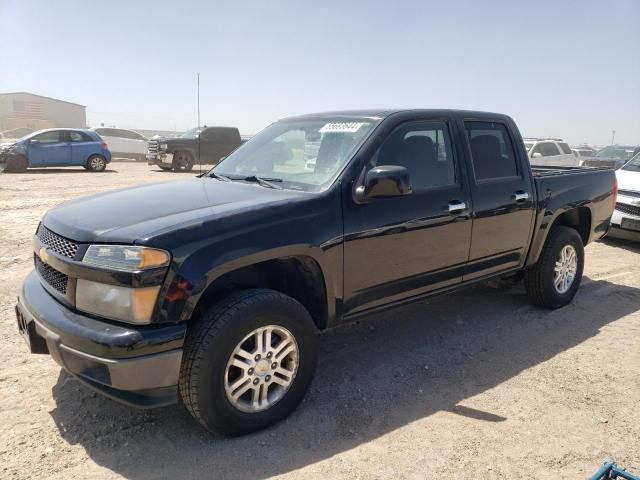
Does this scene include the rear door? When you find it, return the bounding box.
[199,128,222,162]
[27,130,70,166]
[218,128,241,159]
[343,115,473,314]
[461,119,535,280]
[69,131,97,165]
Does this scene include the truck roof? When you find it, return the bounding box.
[283,109,512,121]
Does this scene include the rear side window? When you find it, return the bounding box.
[200,129,218,141]
[68,131,92,142]
[558,142,572,154]
[218,128,239,143]
[465,121,518,180]
[532,142,560,157]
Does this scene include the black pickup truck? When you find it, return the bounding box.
[146,126,243,171]
[16,109,615,435]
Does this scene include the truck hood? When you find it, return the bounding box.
[616,169,640,193]
[43,178,302,243]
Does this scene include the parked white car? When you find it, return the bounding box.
[91,127,147,161]
[609,152,640,241]
[523,138,579,167]
[571,146,596,165]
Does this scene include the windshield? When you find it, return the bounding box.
[211,118,378,191]
[181,127,203,138]
[621,152,640,172]
[595,146,636,160]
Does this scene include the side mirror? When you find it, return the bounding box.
[532,152,543,158]
[355,165,412,202]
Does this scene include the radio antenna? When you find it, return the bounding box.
[197,72,201,175]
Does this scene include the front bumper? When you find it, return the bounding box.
[609,204,640,241]
[147,152,173,167]
[16,270,187,407]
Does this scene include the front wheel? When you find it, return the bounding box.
[5,155,28,172]
[173,151,194,172]
[524,226,584,309]
[180,289,318,436]
[86,155,107,172]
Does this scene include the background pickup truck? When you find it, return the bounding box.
[146,126,243,172]
[17,109,615,436]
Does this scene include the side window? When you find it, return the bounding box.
[31,131,62,144]
[200,129,218,141]
[219,129,238,143]
[532,142,560,157]
[558,142,572,154]
[69,131,91,142]
[465,121,518,180]
[372,121,455,190]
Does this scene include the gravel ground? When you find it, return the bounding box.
[1,163,639,480]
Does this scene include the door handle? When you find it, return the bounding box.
[448,201,467,214]
[512,191,529,202]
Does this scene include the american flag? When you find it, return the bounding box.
[12,100,43,119]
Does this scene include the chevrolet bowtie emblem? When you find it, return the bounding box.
[39,247,49,264]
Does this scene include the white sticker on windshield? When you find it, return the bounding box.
[319,122,365,133]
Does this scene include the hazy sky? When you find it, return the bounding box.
[1,0,639,145]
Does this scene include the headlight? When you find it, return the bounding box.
[76,280,160,324]
[78,245,170,323]
[83,245,170,272]
[160,143,168,151]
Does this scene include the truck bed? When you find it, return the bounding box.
[531,165,613,177]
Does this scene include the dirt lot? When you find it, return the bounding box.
[0,163,639,479]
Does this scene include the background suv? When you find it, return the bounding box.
[523,138,579,167]
[92,127,147,161]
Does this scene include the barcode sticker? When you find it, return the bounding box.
[319,122,365,133]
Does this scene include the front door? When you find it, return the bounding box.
[27,130,70,166]
[460,119,536,280]
[343,117,472,315]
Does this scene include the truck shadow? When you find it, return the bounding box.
[49,277,640,479]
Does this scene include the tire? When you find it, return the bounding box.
[5,155,28,173]
[86,155,107,172]
[173,151,194,172]
[524,226,584,309]
[180,289,318,436]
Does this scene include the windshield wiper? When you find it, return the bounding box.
[221,174,283,189]
[207,172,232,181]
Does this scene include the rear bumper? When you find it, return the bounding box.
[16,271,187,407]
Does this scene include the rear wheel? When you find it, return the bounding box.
[173,151,194,172]
[524,226,584,308]
[86,155,107,172]
[180,289,318,436]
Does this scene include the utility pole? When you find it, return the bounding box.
[610,130,616,145]
[197,72,201,174]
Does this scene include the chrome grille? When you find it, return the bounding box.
[36,224,78,258]
[147,140,160,154]
[619,190,640,199]
[616,203,640,217]
[34,255,68,294]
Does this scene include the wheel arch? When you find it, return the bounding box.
[526,206,592,266]
[187,255,330,331]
